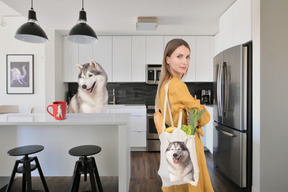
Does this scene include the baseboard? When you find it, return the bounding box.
[131,147,147,151]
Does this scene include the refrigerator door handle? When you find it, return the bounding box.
[223,62,229,117]
[216,126,236,137]
[217,63,223,117]
[154,68,157,84]
[242,46,248,131]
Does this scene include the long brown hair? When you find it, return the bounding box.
[155,38,190,111]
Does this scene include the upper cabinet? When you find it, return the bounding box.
[214,0,251,54]
[163,36,182,47]
[181,36,196,82]
[146,36,164,64]
[132,36,146,82]
[195,36,213,82]
[163,36,212,82]
[63,35,213,82]
[62,36,113,82]
[113,36,132,82]
[93,36,113,82]
[62,37,79,82]
[78,44,93,64]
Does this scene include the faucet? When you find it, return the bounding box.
[109,88,116,105]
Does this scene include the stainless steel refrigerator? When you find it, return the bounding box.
[213,42,252,191]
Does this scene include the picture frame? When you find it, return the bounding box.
[6,54,34,94]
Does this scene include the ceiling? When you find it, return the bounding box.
[0,0,236,36]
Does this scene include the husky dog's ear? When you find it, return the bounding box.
[183,138,188,145]
[166,138,171,144]
[77,63,83,72]
[90,59,99,70]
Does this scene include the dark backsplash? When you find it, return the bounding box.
[67,82,213,105]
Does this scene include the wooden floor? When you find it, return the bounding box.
[0,151,243,192]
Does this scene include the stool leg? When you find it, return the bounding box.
[74,172,81,192]
[23,158,32,192]
[22,173,26,192]
[88,160,97,192]
[6,160,20,192]
[33,157,49,192]
[91,157,103,192]
[69,160,81,192]
[81,157,88,182]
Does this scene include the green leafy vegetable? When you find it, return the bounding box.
[181,108,206,135]
[181,125,193,135]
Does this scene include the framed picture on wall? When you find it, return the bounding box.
[6,54,34,94]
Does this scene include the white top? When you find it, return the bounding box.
[0,113,130,126]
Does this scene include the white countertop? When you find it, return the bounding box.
[0,113,130,126]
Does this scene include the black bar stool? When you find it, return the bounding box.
[6,145,49,192]
[69,145,103,192]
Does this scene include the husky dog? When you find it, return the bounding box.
[56,104,63,118]
[69,60,108,113]
[165,139,194,182]
[11,65,28,86]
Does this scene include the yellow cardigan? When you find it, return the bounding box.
[159,77,214,192]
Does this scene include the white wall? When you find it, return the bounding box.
[0,17,46,113]
[251,0,261,191]
[256,0,288,191]
[44,30,67,108]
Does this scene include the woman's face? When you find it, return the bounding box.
[166,45,190,79]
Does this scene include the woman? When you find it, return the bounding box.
[155,39,214,192]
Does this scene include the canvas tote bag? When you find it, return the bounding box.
[158,81,199,187]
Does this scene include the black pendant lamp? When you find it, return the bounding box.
[68,0,98,44]
[15,0,48,43]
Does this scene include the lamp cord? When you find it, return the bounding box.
[31,0,33,10]
[82,0,84,10]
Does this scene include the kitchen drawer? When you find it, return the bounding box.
[130,131,146,147]
[131,115,146,132]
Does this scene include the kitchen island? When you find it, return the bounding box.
[0,113,130,192]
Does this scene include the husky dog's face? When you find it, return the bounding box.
[166,140,190,164]
[77,60,107,94]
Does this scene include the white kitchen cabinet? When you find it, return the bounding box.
[92,36,113,82]
[146,36,163,64]
[78,44,93,64]
[195,36,213,82]
[204,106,213,153]
[131,36,146,82]
[214,0,251,54]
[63,36,112,82]
[130,132,146,147]
[182,36,196,82]
[62,36,79,82]
[163,36,181,47]
[163,36,212,82]
[232,0,251,47]
[113,36,132,82]
[108,105,147,148]
[130,114,147,147]
[63,35,214,83]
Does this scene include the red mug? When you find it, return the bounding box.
[47,101,67,120]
